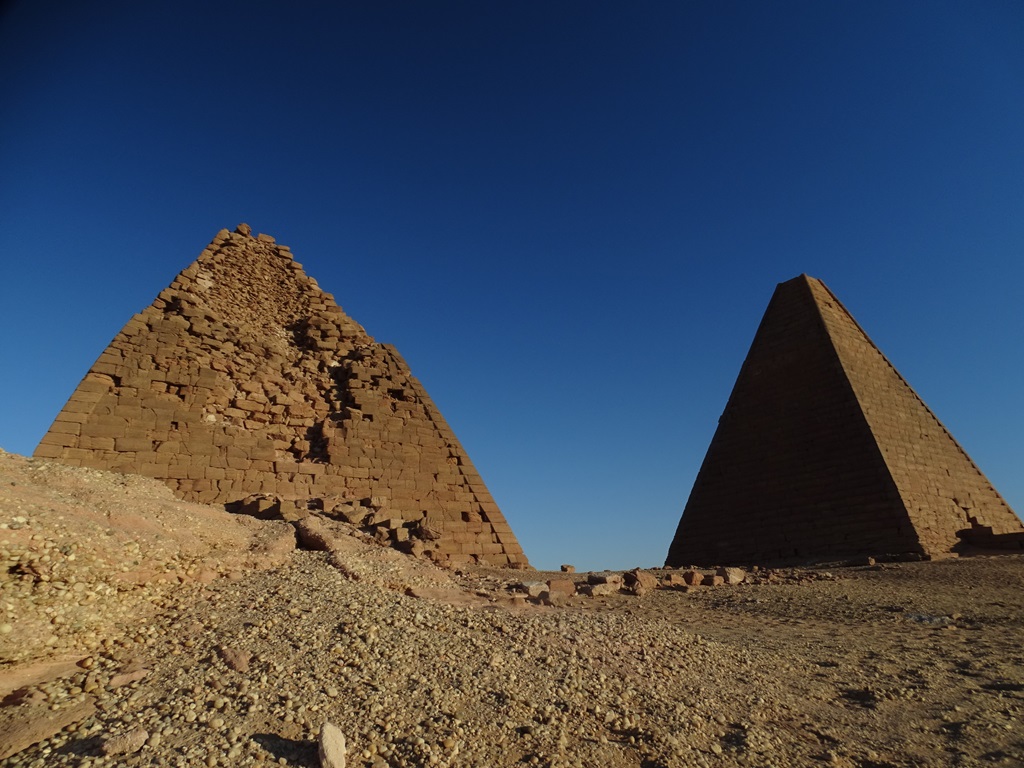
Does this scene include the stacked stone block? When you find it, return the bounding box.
[666,274,1022,567]
[35,224,529,568]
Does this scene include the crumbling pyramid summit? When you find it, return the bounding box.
[667,274,1023,566]
[36,224,529,568]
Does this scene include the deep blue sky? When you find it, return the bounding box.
[2,2,1022,571]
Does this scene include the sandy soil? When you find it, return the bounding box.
[1,449,1022,767]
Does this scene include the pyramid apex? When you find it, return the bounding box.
[228,223,280,247]
[780,273,820,287]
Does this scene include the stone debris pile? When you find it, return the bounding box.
[513,566,750,605]
[319,721,347,768]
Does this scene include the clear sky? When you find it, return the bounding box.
[1,2,1022,571]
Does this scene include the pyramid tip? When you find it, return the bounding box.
[780,273,823,288]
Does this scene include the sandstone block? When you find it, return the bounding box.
[115,436,152,454]
[79,436,116,451]
[624,569,658,594]
[47,420,80,436]
[33,444,62,458]
[77,376,113,394]
[518,581,547,598]
[218,645,252,673]
[579,582,620,597]
[681,570,704,586]
[588,572,624,586]
[102,727,148,756]
[546,578,576,597]
[716,566,747,585]
[87,422,128,439]
[36,432,69,447]
[543,590,571,607]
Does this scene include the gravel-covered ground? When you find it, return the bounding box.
[1,450,1023,767]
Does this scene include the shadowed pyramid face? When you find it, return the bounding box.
[35,224,529,569]
[666,274,1022,568]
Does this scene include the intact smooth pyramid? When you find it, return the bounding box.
[666,275,1023,567]
[35,224,529,568]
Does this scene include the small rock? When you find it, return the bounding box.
[579,582,620,597]
[587,572,624,586]
[218,645,252,673]
[517,581,548,599]
[560,564,575,573]
[103,726,148,756]
[319,721,347,768]
[702,575,725,587]
[495,593,528,608]
[681,570,704,586]
[716,567,746,585]
[623,569,658,595]
[543,590,571,607]
[107,668,150,689]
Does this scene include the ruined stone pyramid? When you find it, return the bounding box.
[666,274,1023,567]
[35,224,529,568]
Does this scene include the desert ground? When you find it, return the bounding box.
[1,448,1022,767]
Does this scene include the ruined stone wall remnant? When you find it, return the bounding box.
[666,274,1023,567]
[35,224,530,568]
